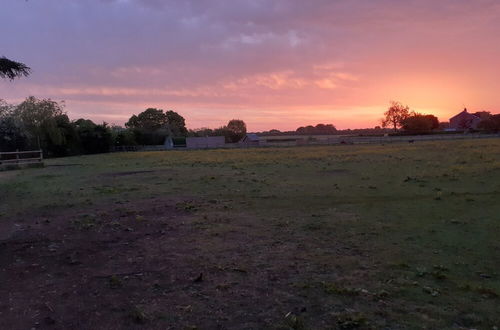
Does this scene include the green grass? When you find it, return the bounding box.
[1,139,500,328]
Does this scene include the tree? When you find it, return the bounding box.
[0,57,31,80]
[478,114,500,131]
[296,125,315,134]
[13,96,65,149]
[296,123,337,135]
[74,119,113,154]
[0,99,13,117]
[125,108,168,130]
[473,111,491,121]
[188,127,214,137]
[46,114,80,157]
[125,108,187,144]
[382,101,412,131]
[165,110,187,136]
[225,119,247,143]
[0,116,29,152]
[111,126,137,146]
[401,114,439,132]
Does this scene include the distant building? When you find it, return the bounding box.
[240,133,260,147]
[449,108,481,130]
[186,136,225,149]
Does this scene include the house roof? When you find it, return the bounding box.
[450,108,480,122]
[245,133,260,141]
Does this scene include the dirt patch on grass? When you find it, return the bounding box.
[47,164,83,167]
[0,170,19,181]
[0,198,386,329]
[321,168,350,175]
[101,170,156,177]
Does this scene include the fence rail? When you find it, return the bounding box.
[111,133,500,152]
[0,150,44,166]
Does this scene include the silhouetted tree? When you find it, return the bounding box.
[125,108,187,144]
[125,108,168,130]
[46,114,80,157]
[13,96,65,149]
[382,101,411,131]
[401,114,439,132]
[478,114,500,132]
[296,123,337,135]
[165,110,188,136]
[74,119,113,154]
[188,128,215,137]
[225,119,247,143]
[112,126,137,146]
[473,111,491,121]
[0,116,28,151]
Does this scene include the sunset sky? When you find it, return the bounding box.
[1,0,500,131]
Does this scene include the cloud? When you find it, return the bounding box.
[1,0,500,130]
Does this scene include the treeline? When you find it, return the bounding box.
[473,112,500,131]
[0,97,113,156]
[0,98,248,155]
[124,108,247,144]
[296,123,337,135]
[258,124,393,136]
[382,101,500,133]
[187,119,246,143]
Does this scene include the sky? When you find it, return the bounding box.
[1,0,500,131]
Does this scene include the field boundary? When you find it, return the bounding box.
[111,133,500,152]
[0,150,44,170]
[260,132,500,147]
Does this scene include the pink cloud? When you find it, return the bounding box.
[1,0,500,131]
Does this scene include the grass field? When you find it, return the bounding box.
[1,139,500,329]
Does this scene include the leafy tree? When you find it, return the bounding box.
[125,108,187,144]
[225,119,247,143]
[401,114,439,132]
[1,98,77,155]
[0,116,28,151]
[0,99,13,117]
[382,101,412,131]
[45,114,80,157]
[296,123,337,135]
[125,108,168,130]
[0,57,31,80]
[165,110,188,136]
[188,128,215,137]
[74,119,113,154]
[112,126,137,146]
[13,96,65,150]
[296,125,315,134]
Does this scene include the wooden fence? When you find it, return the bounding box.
[112,133,500,152]
[0,150,44,167]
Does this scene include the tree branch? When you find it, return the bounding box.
[0,57,31,80]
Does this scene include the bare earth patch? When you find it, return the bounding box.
[0,198,384,329]
[101,170,156,177]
